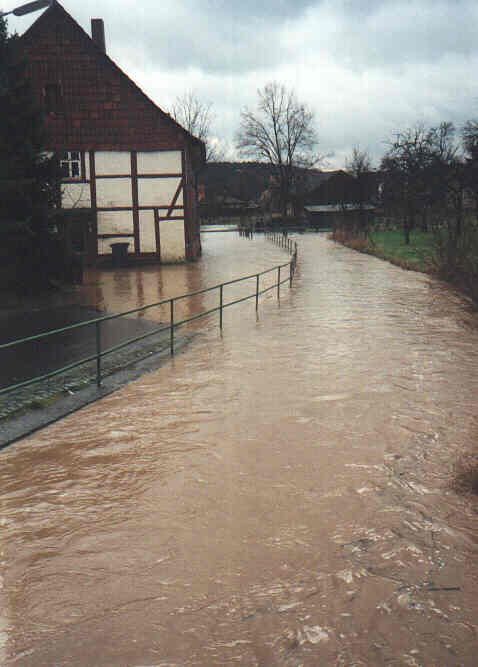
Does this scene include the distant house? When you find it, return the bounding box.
[305,170,380,206]
[303,169,379,228]
[18,1,205,265]
[303,204,376,229]
[305,170,356,207]
[198,163,326,220]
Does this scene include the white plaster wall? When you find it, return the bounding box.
[159,219,185,263]
[61,182,91,209]
[97,210,134,235]
[88,150,187,259]
[96,177,132,207]
[138,210,156,253]
[138,177,183,208]
[97,210,134,255]
[137,150,181,174]
[95,151,131,175]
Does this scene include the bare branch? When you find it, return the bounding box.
[171,91,224,162]
[235,81,319,217]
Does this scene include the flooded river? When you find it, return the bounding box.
[2,233,478,666]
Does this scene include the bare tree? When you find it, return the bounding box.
[462,119,478,222]
[428,123,464,241]
[346,146,372,175]
[462,120,478,157]
[380,124,440,243]
[171,91,223,162]
[235,82,319,218]
[345,146,374,235]
[380,122,465,244]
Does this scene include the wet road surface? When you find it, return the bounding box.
[2,233,478,666]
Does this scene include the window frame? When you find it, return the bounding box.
[59,150,85,182]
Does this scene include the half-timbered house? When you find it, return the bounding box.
[18,1,205,265]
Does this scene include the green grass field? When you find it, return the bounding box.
[368,230,436,272]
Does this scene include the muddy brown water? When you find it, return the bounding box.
[1,233,478,666]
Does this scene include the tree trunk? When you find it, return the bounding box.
[404,219,410,245]
[404,204,413,245]
[421,208,428,232]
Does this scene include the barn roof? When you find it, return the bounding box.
[304,204,376,213]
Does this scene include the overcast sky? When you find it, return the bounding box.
[5,0,478,169]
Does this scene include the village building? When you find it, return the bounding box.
[303,170,379,229]
[303,203,376,229]
[18,1,205,265]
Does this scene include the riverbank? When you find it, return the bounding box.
[331,228,478,498]
[332,227,478,308]
[331,229,436,273]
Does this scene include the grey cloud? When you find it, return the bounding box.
[10,0,478,75]
[102,2,293,74]
[183,0,317,23]
[314,1,478,71]
[117,0,478,78]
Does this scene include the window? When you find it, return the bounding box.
[59,151,82,179]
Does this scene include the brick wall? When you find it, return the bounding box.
[19,3,186,153]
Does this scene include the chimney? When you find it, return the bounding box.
[91,19,106,53]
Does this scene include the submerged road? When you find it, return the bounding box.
[1,233,478,665]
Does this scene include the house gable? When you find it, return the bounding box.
[16,2,204,264]
[18,2,201,154]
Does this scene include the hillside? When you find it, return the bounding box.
[198,162,329,205]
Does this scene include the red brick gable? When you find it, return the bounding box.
[18,2,204,155]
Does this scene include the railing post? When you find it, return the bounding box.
[255,274,259,311]
[277,265,281,299]
[96,320,101,387]
[219,283,223,330]
[290,243,297,286]
[170,299,174,355]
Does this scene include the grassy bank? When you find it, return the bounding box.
[333,227,478,306]
[369,230,436,272]
[332,229,436,273]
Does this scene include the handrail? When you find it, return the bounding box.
[1,238,298,396]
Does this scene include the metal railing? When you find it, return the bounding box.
[264,229,297,254]
[1,241,298,396]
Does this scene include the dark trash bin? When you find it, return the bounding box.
[110,242,129,266]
